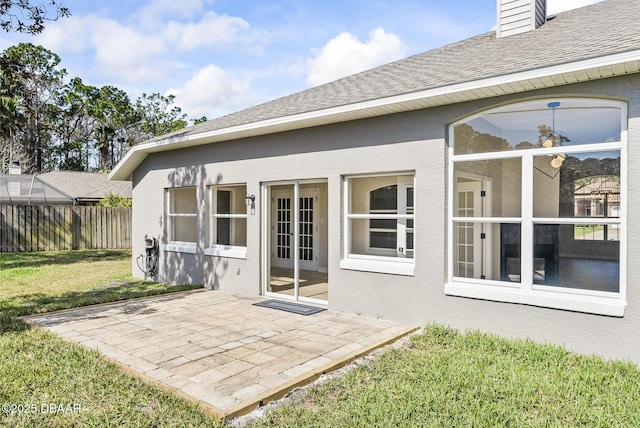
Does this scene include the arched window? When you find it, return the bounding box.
[446,98,626,316]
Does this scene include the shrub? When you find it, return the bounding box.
[99,192,132,207]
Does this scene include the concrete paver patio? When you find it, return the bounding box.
[26,290,418,420]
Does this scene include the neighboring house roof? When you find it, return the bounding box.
[110,0,640,181]
[38,171,132,203]
[0,174,74,204]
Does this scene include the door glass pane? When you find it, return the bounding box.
[299,196,314,261]
[276,197,291,259]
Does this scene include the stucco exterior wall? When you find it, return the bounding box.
[131,74,640,363]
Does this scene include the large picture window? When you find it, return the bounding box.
[341,173,415,276]
[206,185,248,259]
[447,99,626,316]
[166,187,197,253]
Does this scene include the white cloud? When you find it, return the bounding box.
[165,11,250,50]
[37,14,93,53]
[90,20,167,82]
[168,65,252,119]
[138,0,209,17]
[306,28,406,87]
[34,4,256,86]
[34,14,167,84]
[547,0,605,15]
[133,0,213,29]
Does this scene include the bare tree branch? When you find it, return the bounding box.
[0,0,70,35]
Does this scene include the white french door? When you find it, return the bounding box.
[262,181,328,304]
[271,189,318,271]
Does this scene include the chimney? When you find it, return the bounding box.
[496,0,547,38]
[8,162,21,175]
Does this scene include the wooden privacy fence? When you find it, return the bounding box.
[0,205,131,252]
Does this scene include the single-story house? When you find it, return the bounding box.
[37,171,132,205]
[110,0,640,362]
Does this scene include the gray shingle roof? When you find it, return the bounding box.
[163,0,639,139]
[38,171,132,201]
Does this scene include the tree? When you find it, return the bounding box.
[1,0,70,34]
[1,43,66,173]
[0,62,24,172]
[53,77,98,170]
[135,93,187,140]
[1,42,198,173]
[92,85,139,170]
[191,116,208,125]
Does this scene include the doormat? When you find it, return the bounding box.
[253,299,326,316]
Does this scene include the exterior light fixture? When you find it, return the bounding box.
[245,194,256,214]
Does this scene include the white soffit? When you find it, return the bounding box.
[109,49,640,181]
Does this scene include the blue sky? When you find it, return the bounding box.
[1,0,604,121]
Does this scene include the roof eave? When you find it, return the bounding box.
[109,49,640,181]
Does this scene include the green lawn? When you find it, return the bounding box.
[0,250,201,321]
[0,250,217,427]
[252,327,640,427]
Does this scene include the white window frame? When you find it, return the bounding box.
[341,172,415,276]
[205,185,248,259]
[445,98,627,316]
[165,187,197,254]
[366,180,414,257]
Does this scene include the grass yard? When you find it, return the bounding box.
[0,250,217,427]
[251,326,640,427]
[0,250,200,320]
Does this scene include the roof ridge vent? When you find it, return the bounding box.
[496,0,546,38]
